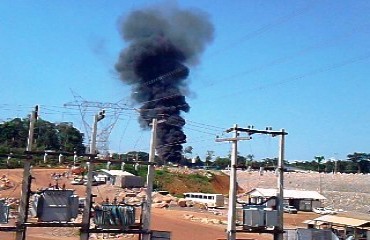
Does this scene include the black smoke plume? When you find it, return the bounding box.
[115,4,214,163]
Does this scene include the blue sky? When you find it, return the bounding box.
[1,0,370,162]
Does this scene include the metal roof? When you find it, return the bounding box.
[99,169,134,176]
[184,192,223,196]
[313,215,370,228]
[246,188,326,200]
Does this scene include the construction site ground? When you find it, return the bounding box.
[0,168,319,240]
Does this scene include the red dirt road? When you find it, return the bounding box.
[0,209,314,240]
[150,208,272,240]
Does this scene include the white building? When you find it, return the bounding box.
[245,188,326,211]
[99,169,144,188]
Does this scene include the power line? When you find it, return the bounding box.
[195,52,370,103]
[63,90,137,155]
[185,119,225,131]
[209,1,316,57]
[254,53,370,91]
[198,24,370,95]
[118,116,132,152]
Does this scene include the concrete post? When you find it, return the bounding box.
[15,106,37,240]
[80,111,104,240]
[274,129,285,240]
[142,118,157,240]
[227,124,238,240]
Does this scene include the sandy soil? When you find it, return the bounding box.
[235,170,370,213]
[0,168,348,240]
[0,208,314,240]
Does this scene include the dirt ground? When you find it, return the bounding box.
[0,168,331,240]
[0,209,314,240]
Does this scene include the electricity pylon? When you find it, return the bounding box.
[64,90,133,155]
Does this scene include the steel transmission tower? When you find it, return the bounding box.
[64,91,133,155]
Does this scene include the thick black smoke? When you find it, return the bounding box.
[115,5,214,163]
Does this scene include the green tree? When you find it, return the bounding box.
[213,156,230,169]
[34,119,59,150]
[192,156,204,167]
[245,154,254,166]
[205,150,214,167]
[347,152,370,173]
[0,117,85,154]
[237,155,247,168]
[262,157,277,167]
[56,122,85,154]
[0,118,29,149]
[314,156,325,172]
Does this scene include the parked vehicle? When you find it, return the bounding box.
[93,175,107,184]
[313,207,326,214]
[283,205,298,214]
[184,192,225,208]
[70,177,84,185]
[313,207,334,214]
[323,207,337,215]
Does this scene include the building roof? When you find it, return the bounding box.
[246,188,326,200]
[312,215,370,228]
[99,169,134,176]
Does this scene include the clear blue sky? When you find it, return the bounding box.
[1,0,370,162]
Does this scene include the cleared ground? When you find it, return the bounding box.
[0,168,368,239]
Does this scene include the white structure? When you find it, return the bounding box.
[245,188,326,211]
[184,192,225,208]
[99,169,144,188]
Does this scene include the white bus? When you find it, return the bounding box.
[183,192,225,208]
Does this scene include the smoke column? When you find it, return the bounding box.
[115,4,214,163]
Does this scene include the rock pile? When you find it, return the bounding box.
[0,175,13,190]
[183,213,227,226]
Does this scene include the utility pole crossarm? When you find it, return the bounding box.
[226,127,288,136]
[215,137,251,142]
[221,125,287,240]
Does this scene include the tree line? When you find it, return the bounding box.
[0,117,85,153]
[179,153,370,174]
[0,118,369,173]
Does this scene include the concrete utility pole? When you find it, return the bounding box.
[73,151,78,165]
[274,129,286,240]
[227,124,238,240]
[80,110,105,240]
[16,105,38,240]
[142,118,158,240]
[315,156,324,194]
[216,124,250,240]
[217,125,287,240]
[121,162,125,171]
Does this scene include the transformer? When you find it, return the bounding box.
[0,200,9,224]
[94,204,136,229]
[31,189,79,222]
[242,205,278,229]
[243,209,265,228]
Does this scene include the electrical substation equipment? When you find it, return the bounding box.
[0,200,10,224]
[31,189,79,222]
[93,204,136,229]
